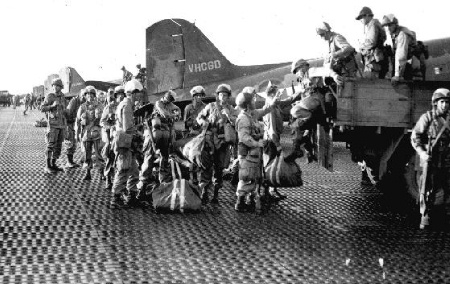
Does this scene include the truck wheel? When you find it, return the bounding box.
[404,153,420,201]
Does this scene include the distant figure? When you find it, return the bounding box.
[23,93,32,115]
[121,66,133,85]
[135,64,147,86]
[356,6,389,79]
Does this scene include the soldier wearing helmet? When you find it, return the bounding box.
[110,80,144,208]
[316,22,357,85]
[151,90,181,183]
[75,86,104,181]
[40,78,69,174]
[285,58,328,164]
[411,88,450,229]
[356,7,388,79]
[184,85,207,135]
[121,66,133,85]
[381,14,422,84]
[234,87,279,212]
[100,86,121,190]
[196,83,237,204]
[65,88,87,168]
[114,85,126,103]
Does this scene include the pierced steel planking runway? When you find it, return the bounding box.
[0,106,449,284]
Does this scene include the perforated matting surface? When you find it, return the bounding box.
[1,106,449,284]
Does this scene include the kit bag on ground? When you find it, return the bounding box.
[264,153,303,187]
[152,158,202,212]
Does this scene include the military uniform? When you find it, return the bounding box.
[235,106,272,199]
[100,99,118,188]
[390,26,418,80]
[66,95,84,165]
[359,18,388,78]
[111,96,140,205]
[152,99,181,182]
[23,93,32,115]
[76,99,104,179]
[184,100,206,135]
[411,109,450,228]
[197,101,236,203]
[41,90,68,171]
[325,32,357,79]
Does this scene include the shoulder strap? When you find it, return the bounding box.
[431,115,450,149]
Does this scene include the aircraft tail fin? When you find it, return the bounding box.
[59,67,86,97]
[146,18,234,96]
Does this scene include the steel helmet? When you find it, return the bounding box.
[190,85,206,97]
[216,84,232,95]
[356,7,373,20]
[114,85,125,94]
[291,59,310,74]
[124,79,143,93]
[163,90,176,103]
[432,88,450,104]
[316,22,331,35]
[52,78,63,88]
[236,87,256,109]
[85,85,96,95]
[381,14,398,27]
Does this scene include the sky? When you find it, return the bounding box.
[0,0,448,94]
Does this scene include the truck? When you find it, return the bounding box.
[328,78,450,209]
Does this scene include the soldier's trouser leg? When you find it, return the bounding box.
[47,127,64,171]
[102,143,115,184]
[235,157,260,212]
[154,129,171,183]
[65,124,77,156]
[199,140,214,204]
[139,149,156,189]
[112,150,139,196]
[212,144,230,203]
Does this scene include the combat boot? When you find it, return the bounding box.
[127,191,140,207]
[65,154,80,168]
[210,185,220,204]
[110,193,127,209]
[51,159,64,172]
[234,196,247,212]
[44,157,56,174]
[201,188,209,205]
[420,214,430,229]
[83,169,91,181]
[284,139,304,163]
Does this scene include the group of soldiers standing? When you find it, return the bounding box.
[36,7,450,228]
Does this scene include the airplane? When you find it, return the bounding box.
[139,18,450,117]
[39,67,119,99]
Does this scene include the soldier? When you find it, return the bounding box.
[184,86,207,136]
[121,66,133,85]
[356,6,388,79]
[135,63,147,86]
[285,59,326,163]
[152,90,181,182]
[65,88,86,168]
[75,86,104,180]
[381,14,423,84]
[100,86,122,190]
[23,93,32,115]
[40,78,68,174]
[411,88,450,229]
[262,83,302,201]
[234,87,278,212]
[196,84,236,204]
[110,80,143,208]
[316,22,357,85]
